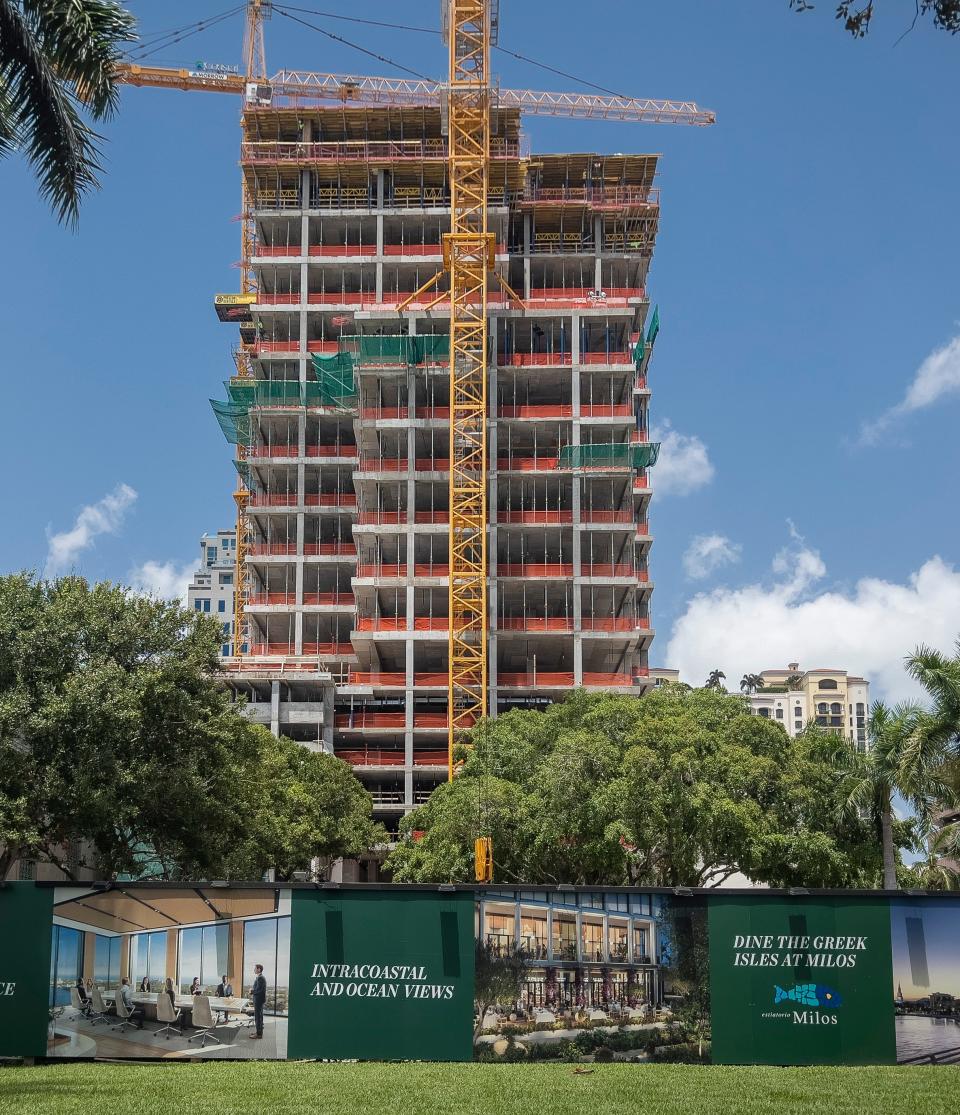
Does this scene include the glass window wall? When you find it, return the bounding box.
[130,930,167,990]
[94,935,122,989]
[242,916,291,1015]
[49,925,84,1006]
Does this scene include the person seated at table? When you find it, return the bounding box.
[190,977,202,996]
[119,977,144,1030]
[214,974,233,1022]
[75,978,89,1004]
[139,976,151,993]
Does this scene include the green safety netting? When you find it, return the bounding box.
[233,459,253,486]
[633,336,645,369]
[210,399,251,445]
[646,305,660,347]
[311,351,357,405]
[557,442,660,470]
[340,333,449,365]
[227,379,303,407]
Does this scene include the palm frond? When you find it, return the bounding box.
[0,0,123,224]
[25,0,137,118]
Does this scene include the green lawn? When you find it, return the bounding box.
[1,1062,958,1114]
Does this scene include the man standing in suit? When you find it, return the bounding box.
[250,964,267,1039]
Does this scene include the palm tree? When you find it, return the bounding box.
[785,673,803,690]
[740,673,764,694]
[908,642,960,748]
[903,827,960,891]
[828,701,956,889]
[0,1,137,225]
[704,669,726,690]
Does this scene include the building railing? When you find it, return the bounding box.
[242,138,520,163]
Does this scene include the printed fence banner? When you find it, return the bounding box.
[709,895,896,1065]
[287,889,474,1061]
[0,883,53,1058]
[46,886,291,1060]
[891,898,960,1065]
[1,884,957,1065]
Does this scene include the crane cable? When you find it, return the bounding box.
[125,6,247,63]
[271,3,631,99]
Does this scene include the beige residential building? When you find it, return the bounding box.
[751,663,869,748]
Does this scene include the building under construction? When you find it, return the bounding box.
[213,99,660,837]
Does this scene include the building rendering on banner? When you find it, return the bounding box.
[214,105,661,836]
[477,889,665,1014]
[186,529,238,656]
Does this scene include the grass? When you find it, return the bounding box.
[1,1062,958,1114]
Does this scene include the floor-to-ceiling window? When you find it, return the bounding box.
[178,923,229,994]
[94,935,122,989]
[49,926,84,1006]
[130,930,167,990]
[242,916,291,1015]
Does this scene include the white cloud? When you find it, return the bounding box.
[128,559,194,603]
[682,534,742,580]
[44,484,138,576]
[665,539,960,704]
[651,419,714,496]
[860,334,960,445]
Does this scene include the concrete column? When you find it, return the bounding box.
[227,921,244,993]
[322,683,335,753]
[164,930,177,987]
[375,170,385,301]
[594,215,603,289]
[270,679,281,737]
[522,213,531,300]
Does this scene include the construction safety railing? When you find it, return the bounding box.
[496,617,645,633]
[349,672,449,687]
[358,457,451,472]
[247,591,356,606]
[246,444,359,459]
[336,749,450,767]
[241,138,521,164]
[358,406,451,421]
[355,563,451,579]
[334,712,455,729]
[248,641,354,656]
[519,186,659,207]
[355,617,450,631]
[248,493,357,508]
[246,541,357,556]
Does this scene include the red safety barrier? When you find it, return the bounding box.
[257,292,300,304]
[502,353,573,366]
[305,445,358,458]
[357,511,404,525]
[306,341,339,353]
[581,618,642,632]
[580,403,634,418]
[499,617,573,632]
[248,445,298,458]
[256,341,299,354]
[499,672,574,687]
[308,244,376,256]
[356,617,406,631]
[583,563,635,577]
[382,243,442,256]
[305,493,357,507]
[498,563,573,578]
[582,510,634,524]
[413,511,449,524]
[338,749,405,766]
[583,672,634,686]
[496,457,559,471]
[302,542,356,556]
[498,404,573,419]
[581,352,632,365]
[498,510,573,524]
[303,593,355,606]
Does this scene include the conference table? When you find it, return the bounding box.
[100,991,251,1023]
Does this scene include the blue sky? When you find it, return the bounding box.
[2,1,959,698]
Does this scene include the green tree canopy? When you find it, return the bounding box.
[386,686,893,888]
[0,573,381,880]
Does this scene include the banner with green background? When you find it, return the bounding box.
[287,889,474,1061]
[709,895,896,1065]
[0,884,53,1057]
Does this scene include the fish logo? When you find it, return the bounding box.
[774,983,842,1008]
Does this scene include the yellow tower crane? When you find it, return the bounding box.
[115,0,714,882]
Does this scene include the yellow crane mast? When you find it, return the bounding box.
[443,1,494,786]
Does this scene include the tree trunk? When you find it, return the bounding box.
[881,793,897,890]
